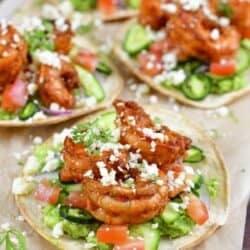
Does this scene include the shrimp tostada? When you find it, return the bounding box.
[37,0,140,22]
[114,0,250,109]
[13,100,229,249]
[0,13,123,126]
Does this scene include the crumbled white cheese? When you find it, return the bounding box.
[50,102,60,112]
[34,50,61,69]
[18,17,44,33]
[142,128,165,141]
[58,1,74,18]
[84,96,97,107]
[98,165,117,186]
[12,177,35,195]
[52,222,64,238]
[151,223,159,229]
[27,83,37,95]
[31,111,47,121]
[1,222,10,230]
[210,28,220,40]
[33,136,43,145]
[149,95,158,104]
[161,3,177,13]
[42,151,60,172]
[140,160,159,180]
[216,106,230,117]
[23,156,40,175]
[42,4,61,20]
[179,0,204,11]
[53,128,72,147]
[84,170,94,179]
[55,17,69,32]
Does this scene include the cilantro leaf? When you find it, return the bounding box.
[218,1,233,17]
[0,229,26,250]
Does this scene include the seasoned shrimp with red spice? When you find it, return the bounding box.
[114,99,191,171]
[37,59,79,109]
[0,22,27,90]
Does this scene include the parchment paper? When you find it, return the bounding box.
[0,2,250,249]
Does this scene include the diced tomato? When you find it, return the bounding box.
[98,0,117,16]
[187,195,209,225]
[34,180,61,205]
[74,49,98,72]
[1,78,28,112]
[114,239,145,250]
[209,60,236,76]
[150,39,175,55]
[64,191,88,209]
[137,52,163,76]
[97,225,129,244]
[241,29,250,40]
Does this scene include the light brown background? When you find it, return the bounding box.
[0,2,249,249]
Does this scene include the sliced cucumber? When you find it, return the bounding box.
[191,175,204,196]
[212,78,234,94]
[126,0,141,9]
[161,203,180,224]
[123,23,152,55]
[129,223,160,250]
[96,61,112,76]
[184,146,204,163]
[181,75,211,101]
[19,102,37,120]
[241,39,250,50]
[75,65,105,102]
[59,206,94,224]
[92,111,116,130]
[235,48,249,73]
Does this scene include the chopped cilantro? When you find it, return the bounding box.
[24,20,55,54]
[218,1,233,17]
[0,228,26,250]
[72,122,115,155]
[205,178,219,200]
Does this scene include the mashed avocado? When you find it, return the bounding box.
[43,205,113,250]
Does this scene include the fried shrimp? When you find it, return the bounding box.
[227,0,250,38]
[60,137,129,183]
[60,137,169,224]
[114,100,191,171]
[83,177,168,225]
[0,22,27,89]
[37,59,79,108]
[54,19,74,55]
[167,10,240,62]
[139,0,168,29]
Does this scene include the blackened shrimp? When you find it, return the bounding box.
[37,59,79,108]
[114,100,191,171]
[0,23,27,89]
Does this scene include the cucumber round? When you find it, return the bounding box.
[75,65,105,102]
[184,146,205,163]
[19,102,37,120]
[235,48,249,73]
[59,206,95,224]
[123,24,152,55]
[181,75,211,101]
